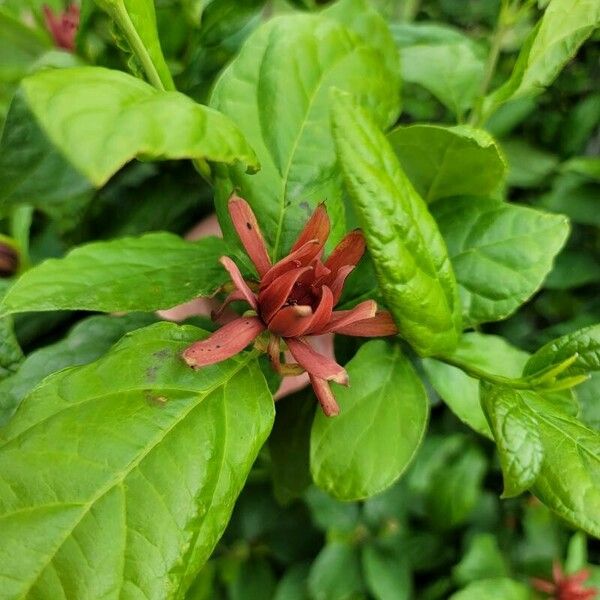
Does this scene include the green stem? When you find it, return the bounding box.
[113,2,169,91]
[10,205,33,272]
[437,354,533,390]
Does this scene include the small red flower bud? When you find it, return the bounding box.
[43,4,80,52]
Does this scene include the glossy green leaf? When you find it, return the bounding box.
[332,95,462,356]
[396,24,484,118]
[0,234,229,316]
[0,322,274,599]
[0,91,93,222]
[524,324,600,377]
[387,124,506,203]
[19,67,258,187]
[211,9,400,260]
[308,541,364,600]
[0,313,156,425]
[482,384,600,537]
[481,384,544,497]
[362,544,412,600]
[92,0,174,90]
[485,0,600,113]
[311,341,428,500]
[423,332,530,438]
[433,196,569,326]
[449,578,531,600]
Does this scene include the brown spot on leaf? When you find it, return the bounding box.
[144,390,168,407]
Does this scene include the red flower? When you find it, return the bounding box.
[183,195,397,416]
[43,4,80,52]
[532,563,598,600]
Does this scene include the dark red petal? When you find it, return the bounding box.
[331,311,398,337]
[258,266,312,323]
[531,579,556,594]
[291,203,330,253]
[260,240,321,290]
[310,375,340,417]
[219,256,257,309]
[329,265,355,305]
[228,195,272,276]
[285,337,348,384]
[325,300,377,333]
[268,305,313,337]
[324,229,365,276]
[182,317,265,368]
[305,286,335,335]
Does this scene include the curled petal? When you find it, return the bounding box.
[304,286,335,335]
[260,240,321,290]
[258,266,312,323]
[268,305,313,337]
[310,375,340,417]
[285,337,348,385]
[331,311,398,337]
[182,317,265,368]
[328,265,355,305]
[324,229,365,277]
[291,203,330,253]
[219,256,257,309]
[325,300,377,333]
[228,195,272,276]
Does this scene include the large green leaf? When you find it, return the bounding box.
[485,0,600,114]
[332,95,462,356]
[481,384,544,498]
[423,332,530,438]
[0,322,274,599]
[0,313,156,425]
[433,196,569,327]
[0,92,93,222]
[0,234,230,316]
[210,8,400,260]
[310,340,428,500]
[92,0,175,90]
[481,384,600,537]
[18,67,258,187]
[524,324,600,377]
[387,124,506,203]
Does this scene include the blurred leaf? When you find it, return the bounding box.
[563,157,600,182]
[578,372,600,431]
[311,341,428,500]
[502,138,559,188]
[304,487,360,534]
[449,578,531,600]
[274,564,310,600]
[388,124,506,202]
[308,541,364,600]
[452,534,509,586]
[545,250,600,290]
[433,196,569,326]
[362,543,412,600]
[0,234,229,316]
[565,531,588,574]
[227,557,276,600]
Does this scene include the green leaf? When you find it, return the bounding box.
[228,557,276,600]
[563,157,600,182]
[485,0,600,113]
[308,541,364,600]
[19,66,258,187]
[524,324,600,377]
[304,487,360,534]
[502,138,559,189]
[92,0,175,90]
[423,332,530,438]
[452,534,509,586]
[0,322,274,598]
[0,315,22,382]
[433,196,569,326]
[0,233,230,316]
[274,564,310,600]
[0,313,157,425]
[362,543,412,600]
[332,95,462,356]
[310,341,428,500]
[449,578,531,600]
[545,250,600,291]
[387,124,506,203]
[210,10,400,260]
[395,23,484,119]
[482,385,600,537]
[0,92,93,223]
[481,384,544,497]
[269,393,315,505]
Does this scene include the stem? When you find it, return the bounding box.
[10,205,33,272]
[113,2,170,91]
[437,354,533,390]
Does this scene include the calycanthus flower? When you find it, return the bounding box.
[532,562,598,600]
[183,195,398,416]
